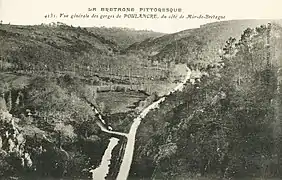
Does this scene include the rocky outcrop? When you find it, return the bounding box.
[0,110,33,170]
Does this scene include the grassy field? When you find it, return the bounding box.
[96,91,147,114]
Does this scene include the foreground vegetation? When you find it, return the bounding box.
[132,23,282,180]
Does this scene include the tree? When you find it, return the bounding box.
[54,123,76,176]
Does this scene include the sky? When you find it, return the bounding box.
[0,0,282,33]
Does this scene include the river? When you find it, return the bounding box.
[116,66,191,180]
[91,66,192,180]
[90,137,119,179]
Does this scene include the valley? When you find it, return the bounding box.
[0,19,282,180]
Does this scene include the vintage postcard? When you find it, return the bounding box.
[0,0,282,179]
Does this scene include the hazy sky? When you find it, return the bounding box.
[0,0,281,33]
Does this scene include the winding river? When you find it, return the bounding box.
[91,66,192,180]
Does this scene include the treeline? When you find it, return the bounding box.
[132,23,282,179]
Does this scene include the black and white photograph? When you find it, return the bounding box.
[0,0,282,179]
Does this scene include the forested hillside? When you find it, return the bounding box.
[131,23,282,180]
[87,27,163,49]
[127,20,282,70]
[126,28,196,55]
[0,74,112,178]
[0,23,118,71]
